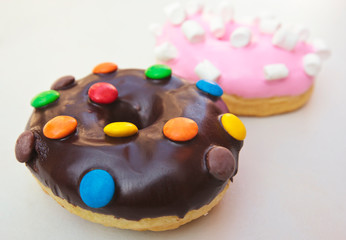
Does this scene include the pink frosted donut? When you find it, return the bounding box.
[152,2,330,116]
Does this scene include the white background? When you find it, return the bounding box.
[1,0,346,239]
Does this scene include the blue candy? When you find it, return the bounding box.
[196,80,223,97]
[79,169,115,208]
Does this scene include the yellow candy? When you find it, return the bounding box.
[104,122,138,137]
[221,113,246,141]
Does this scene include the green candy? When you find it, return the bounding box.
[31,90,60,108]
[145,64,172,80]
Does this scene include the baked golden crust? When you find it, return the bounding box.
[222,86,314,117]
[35,177,230,231]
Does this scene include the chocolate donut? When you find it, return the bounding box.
[15,63,246,231]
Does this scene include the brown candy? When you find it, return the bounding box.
[206,146,236,181]
[15,130,35,163]
[51,75,75,90]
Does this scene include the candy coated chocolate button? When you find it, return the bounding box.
[145,64,172,79]
[93,62,118,74]
[51,75,75,90]
[163,117,198,142]
[15,130,35,163]
[31,90,60,108]
[79,169,115,208]
[221,113,246,141]
[104,122,138,137]
[43,116,77,139]
[88,82,118,104]
[196,79,223,97]
[206,146,236,181]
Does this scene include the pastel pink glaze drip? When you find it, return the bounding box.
[156,14,315,98]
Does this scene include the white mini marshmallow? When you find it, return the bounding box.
[181,20,205,43]
[264,64,289,80]
[259,18,281,34]
[194,60,221,82]
[202,4,214,22]
[148,23,162,37]
[154,42,178,62]
[303,53,322,77]
[294,24,310,41]
[234,15,256,25]
[209,16,225,38]
[185,0,203,16]
[230,27,252,48]
[164,2,186,25]
[272,25,299,51]
[311,39,331,60]
[215,1,234,23]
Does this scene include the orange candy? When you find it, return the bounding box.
[43,116,77,139]
[93,62,118,74]
[163,117,198,142]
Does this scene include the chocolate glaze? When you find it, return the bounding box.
[24,69,243,220]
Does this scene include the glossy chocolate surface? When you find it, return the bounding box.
[25,69,243,220]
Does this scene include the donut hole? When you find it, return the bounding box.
[107,101,142,128]
[107,96,163,130]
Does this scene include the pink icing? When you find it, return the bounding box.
[156,14,315,98]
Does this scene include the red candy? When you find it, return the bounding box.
[88,82,118,104]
